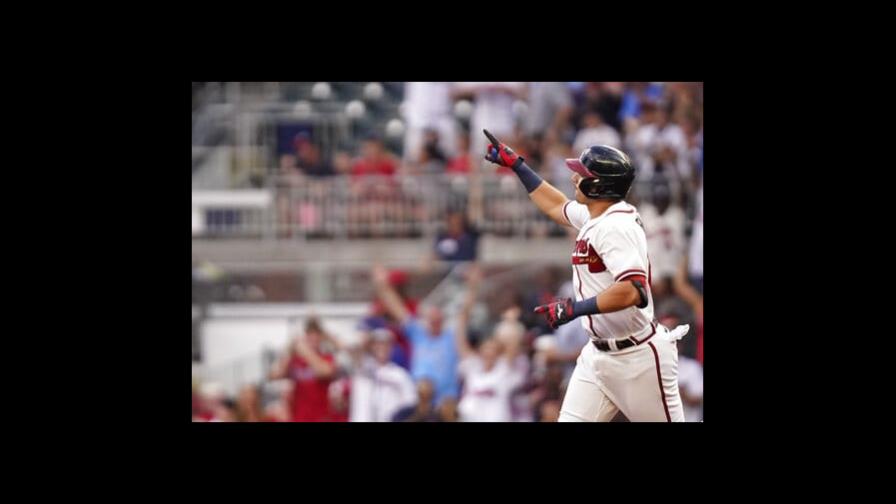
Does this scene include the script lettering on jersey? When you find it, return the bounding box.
[572,239,607,273]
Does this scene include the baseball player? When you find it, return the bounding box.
[483,130,690,422]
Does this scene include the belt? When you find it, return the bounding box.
[592,337,637,352]
[591,323,658,352]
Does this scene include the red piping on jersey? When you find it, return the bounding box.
[615,269,648,281]
[604,208,635,217]
[573,265,600,339]
[648,341,672,422]
[631,321,657,344]
[562,201,571,226]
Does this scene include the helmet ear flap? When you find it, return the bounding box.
[578,177,600,198]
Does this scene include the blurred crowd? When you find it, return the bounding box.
[269,82,703,239]
[193,257,703,423]
[192,82,704,422]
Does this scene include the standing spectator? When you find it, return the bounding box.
[372,265,460,407]
[434,211,480,262]
[351,135,398,179]
[454,267,529,422]
[403,82,457,164]
[268,318,337,422]
[346,328,418,422]
[294,133,334,177]
[639,180,686,285]
[630,102,689,194]
[357,316,411,371]
[348,135,400,237]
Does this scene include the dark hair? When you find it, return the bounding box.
[305,317,323,335]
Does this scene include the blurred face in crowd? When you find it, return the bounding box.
[446,212,465,235]
[424,306,444,335]
[371,334,393,364]
[641,103,659,124]
[333,151,353,173]
[439,397,458,421]
[417,379,435,406]
[657,108,671,128]
[362,139,383,161]
[653,184,671,214]
[456,134,470,154]
[480,338,503,370]
[583,112,602,129]
[298,328,322,353]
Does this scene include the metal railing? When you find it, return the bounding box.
[191,174,660,240]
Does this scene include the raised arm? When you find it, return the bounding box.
[453,264,482,360]
[482,130,572,227]
[371,264,412,325]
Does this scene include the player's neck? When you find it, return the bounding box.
[586,199,618,218]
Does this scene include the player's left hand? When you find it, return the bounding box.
[534,298,576,329]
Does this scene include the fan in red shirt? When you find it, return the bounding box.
[351,135,398,179]
[445,133,472,175]
[269,318,338,422]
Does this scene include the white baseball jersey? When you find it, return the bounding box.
[457,355,528,422]
[562,199,655,342]
[349,357,417,422]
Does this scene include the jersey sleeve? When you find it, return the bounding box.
[562,200,590,230]
[593,221,648,282]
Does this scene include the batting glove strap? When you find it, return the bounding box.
[485,144,524,169]
[534,298,577,329]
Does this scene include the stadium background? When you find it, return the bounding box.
[191,82,703,422]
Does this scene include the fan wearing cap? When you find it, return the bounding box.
[345,328,418,422]
[484,131,691,422]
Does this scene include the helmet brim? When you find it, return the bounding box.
[565,158,593,178]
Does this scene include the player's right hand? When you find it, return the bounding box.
[534,298,576,329]
[484,142,523,169]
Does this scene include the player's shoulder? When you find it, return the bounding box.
[596,202,640,227]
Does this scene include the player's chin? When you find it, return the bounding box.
[574,191,586,203]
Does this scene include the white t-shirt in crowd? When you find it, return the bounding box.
[457,354,528,422]
[350,357,417,422]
